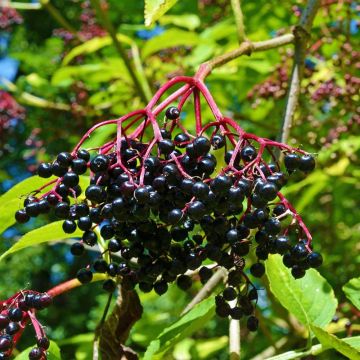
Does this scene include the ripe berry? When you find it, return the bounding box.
[211,134,225,149]
[37,337,50,350]
[85,185,106,203]
[63,220,76,233]
[273,204,286,216]
[223,287,237,301]
[8,308,23,322]
[210,175,232,195]
[108,239,121,252]
[291,265,306,279]
[0,315,9,330]
[0,335,12,351]
[299,154,315,172]
[154,280,168,295]
[77,149,90,161]
[77,216,92,231]
[103,279,116,292]
[284,153,300,171]
[250,263,265,277]
[82,230,97,246]
[192,182,210,200]
[275,236,291,254]
[15,209,30,223]
[187,201,206,220]
[37,163,53,178]
[307,252,323,268]
[177,275,192,290]
[199,266,213,284]
[90,154,109,173]
[57,152,73,168]
[241,145,257,162]
[34,293,52,310]
[77,268,93,284]
[167,209,183,224]
[264,218,281,235]
[54,202,70,219]
[158,139,175,155]
[247,315,259,331]
[107,263,119,277]
[71,158,87,174]
[70,242,85,256]
[216,302,231,317]
[193,136,211,156]
[29,347,43,360]
[174,132,189,146]
[25,202,41,217]
[258,182,278,201]
[52,161,68,176]
[165,106,180,120]
[291,242,308,260]
[6,322,20,335]
[134,187,150,204]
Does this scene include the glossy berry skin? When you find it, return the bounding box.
[250,262,265,277]
[90,155,109,173]
[52,161,68,177]
[307,252,323,268]
[158,139,175,155]
[291,242,308,260]
[199,266,212,284]
[82,230,97,246]
[258,182,278,201]
[291,265,306,279]
[193,136,211,157]
[0,315,9,330]
[210,175,232,195]
[62,220,76,234]
[8,308,23,322]
[211,134,225,149]
[223,287,237,301]
[187,201,206,220]
[85,185,106,203]
[174,133,189,146]
[77,216,92,231]
[154,281,168,295]
[77,268,93,284]
[5,322,20,335]
[165,106,180,120]
[71,158,88,175]
[37,337,50,350]
[241,145,257,162]
[299,154,315,172]
[29,347,43,360]
[37,163,53,178]
[167,209,183,224]
[0,336,12,351]
[71,242,85,256]
[284,153,300,171]
[77,149,90,161]
[15,209,30,223]
[177,275,192,290]
[57,152,73,168]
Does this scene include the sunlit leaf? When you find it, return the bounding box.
[343,277,360,310]
[144,0,178,27]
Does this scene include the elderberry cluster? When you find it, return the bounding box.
[15,101,322,332]
[0,291,52,360]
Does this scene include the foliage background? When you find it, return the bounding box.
[0,0,359,359]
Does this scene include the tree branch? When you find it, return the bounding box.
[196,33,294,80]
[90,0,151,104]
[231,0,246,43]
[279,0,321,144]
[229,299,241,360]
[181,267,227,315]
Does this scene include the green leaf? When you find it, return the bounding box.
[0,176,57,235]
[0,221,83,262]
[343,277,360,310]
[311,325,360,360]
[159,14,200,30]
[265,254,337,329]
[144,0,178,27]
[266,336,360,360]
[143,296,215,360]
[62,34,134,65]
[14,340,62,359]
[141,29,200,59]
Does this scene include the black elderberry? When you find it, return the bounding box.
[258,182,278,201]
[37,337,50,350]
[264,218,281,235]
[34,293,52,310]
[107,263,119,277]
[227,270,242,287]
[38,199,50,214]
[37,163,53,178]
[90,154,109,173]
[71,158,87,174]
[250,262,265,278]
[255,230,268,244]
[70,242,85,256]
[57,152,73,168]
[82,230,97,246]
[25,202,41,217]
[193,136,211,157]
[187,201,207,220]
[226,229,239,244]
[158,139,175,155]
[77,149,90,161]
[103,279,117,293]
[299,154,315,172]
[167,208,183,225]
[210,175,232,195]
[52,161,68,177]
[62,172,79,188]
[291,242,308,260]
[165,106,180,120]
[134,187,150,204]
[0,315,9,330]
[93,259,108,273]
[154,281,168,295]
[273,204,286,216]
[85,185,106,203]
[284,153,300,171]
[29,347,43,360]
[230,307,243,320]
[5,322,20,335]
[291,265,306,279]
[243,213,259,229]
[54,202,70,219]
[108,238,121,252]
[307,252,323,268]
[237,178,252,196]
[216,302,231,317]
[0,335,12,352]
[192,182,210,200]
[247,315,259,331]
[241,145,257,162]
[76,216,91,231]
[160,128,172,139]
[223,287,237,301]
[211,134,225,149]
[177,275,192,290]
[174,132,190,146]
[15,209,30,223]
[62,220,76,233]
[232,241,250,256]
[77,268,93,284]
[8,308,23,322]
[199,266,212,284]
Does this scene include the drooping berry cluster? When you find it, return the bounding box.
[14,75,322,331]
[0,291,52,360]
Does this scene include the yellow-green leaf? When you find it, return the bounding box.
[144,0,178,27]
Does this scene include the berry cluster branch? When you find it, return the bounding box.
[280,0,321,144]
[90,0,152,103]
[230,0,246,43]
